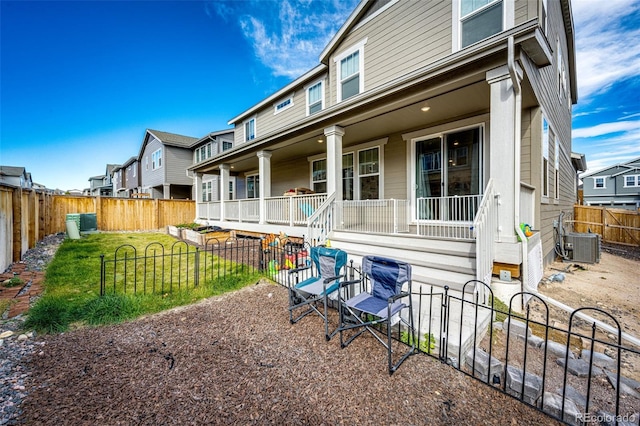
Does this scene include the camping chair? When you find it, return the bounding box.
[338,255,416,374]
[288,246,347,341]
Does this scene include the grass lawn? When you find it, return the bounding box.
[25,233,262,333]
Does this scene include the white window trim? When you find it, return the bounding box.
[305,78,325,117]
[307,138,387,199]
[593,177,606,189]
[273,93,295,115]
[451,0,513,52]
[152,148,162,170]
[334,38,368,103]
[245,172,260,199]
[624,175,640,187]
[243,116,257,142]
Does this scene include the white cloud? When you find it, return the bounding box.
[573,120,640,138]
[572,0,640,102]
[209,0,358,79]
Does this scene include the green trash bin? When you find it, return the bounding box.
[65,213,81,239]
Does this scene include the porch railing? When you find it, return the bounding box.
[334,199,410,234]
[416,194,482,239]
[223,199,260,223]
[265,193,328,226]
[306,193,336,246]
[472,179,497,286]
[198,201,221,221]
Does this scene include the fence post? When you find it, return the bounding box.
[100,254,105,296]
[195,247,200,287]
[440,286,449,362]
[12,186,22,262]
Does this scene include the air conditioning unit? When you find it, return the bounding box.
[563,232,601,264]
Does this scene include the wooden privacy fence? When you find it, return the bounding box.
[0,183,195,272]
[573,205,640,246]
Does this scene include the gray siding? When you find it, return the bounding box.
[125,161,140,191]
[328,1,451,106]
[520,0,575,263]
[141,137,164,187]
[383,132,407,199]
[165,146,193,186]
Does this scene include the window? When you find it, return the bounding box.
[133,165,136,178]
[222,141,233,151]
[554,136,560,199]
[460,0,503,48]
[624,175,640,187]
[152,149,162,170]
[246,175,259,199]
[306,81,324,116]
[312,159,327,193]
[358,147,380,200]
[146,156,149,171]
[542,115,549,198]
[274,95,294,114]
[335,39,367,102]
[594,177,605,189]
[195,143,212,163]
[201,181,212,202]
[244,117,256,142]
[343,153,354,200]
[557,38,567,100]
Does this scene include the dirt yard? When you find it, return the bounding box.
[535,244,640,382]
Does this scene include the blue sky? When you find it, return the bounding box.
[1,0,639,191]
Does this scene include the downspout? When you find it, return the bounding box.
[507,36,529,296]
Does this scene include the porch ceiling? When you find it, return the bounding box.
[203,61,538,176]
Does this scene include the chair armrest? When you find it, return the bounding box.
[338,279,361,290]
[288,265,311,275]
[388,291,411,303]
[322,274,344,284]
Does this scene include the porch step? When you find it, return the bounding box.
[328,231,476,292]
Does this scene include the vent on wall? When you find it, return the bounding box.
[563,232,601,264]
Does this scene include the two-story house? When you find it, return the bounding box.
[0,166,33,189]
[112,164,126,197]
[121,156,142,197]
[582,157,640,211]
[88,164,119,196]
[190,0,577,308]
[139,129,198,199]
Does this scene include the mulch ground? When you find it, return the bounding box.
[18,282,559,425]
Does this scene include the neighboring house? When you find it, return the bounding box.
[0,166,33,189]
[88,164,119,196]
[139,129,198,199]
[582,157,640,211]
[190,0,578,301]
[112,165,127,197]
[191,129,235,202]
[122,156,142,197]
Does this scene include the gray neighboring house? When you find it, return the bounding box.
[0,166,33,189]
[139,129,198,199]
[88,164,119,196]
[112,165,126,197]
[191,129,235,202]
[582,156,640,210]
[122,156,142,197]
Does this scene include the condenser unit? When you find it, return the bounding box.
[563,232,601,264]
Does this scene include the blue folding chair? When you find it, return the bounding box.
[338,255,416,374]
[288,246,347,341]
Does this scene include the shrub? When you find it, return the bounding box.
[24,296,72,333]
[81,294,141,325]
[3,277,24,288]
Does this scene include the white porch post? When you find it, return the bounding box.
[487,64,522,248]
[194,173,202,202]
[219,164,230,221]
[324,125,345,199]
[257,150,272,224]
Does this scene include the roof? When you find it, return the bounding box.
[147,129,198,148]
[193,129,235,146]
[581,156,640,178]
[122,156,138,167]
[570,152,587,172]
[0,165,26,177]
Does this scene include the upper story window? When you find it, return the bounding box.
[274,95,294,115]
[460,0,504,48]
[542,114,550,198]
[624,175,640,187]
[335,38,367,102]
[152,148,162,170]
[195,143,213,163]
[222,140,233,151]
[557,38,567,101]
[594,177,605,189]
[244,117,256,142]
[306,80,324,116]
